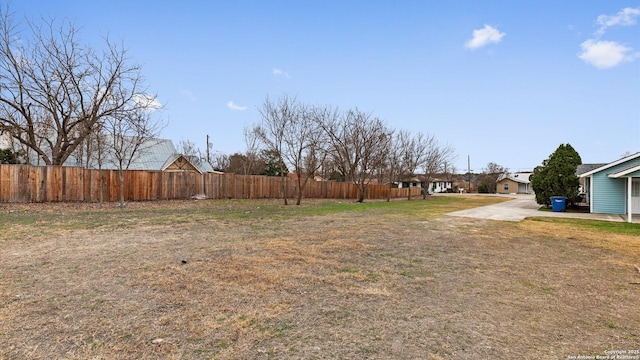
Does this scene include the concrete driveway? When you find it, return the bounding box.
[446,194,635,223]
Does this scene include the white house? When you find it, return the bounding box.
[429,179,453,193]
[395,178,452,194]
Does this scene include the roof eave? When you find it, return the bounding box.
[608,164,640,178]
[580,152,640,177]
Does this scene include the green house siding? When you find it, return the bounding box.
[591,157,640,215]
[592,173,626,214]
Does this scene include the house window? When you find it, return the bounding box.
[504,183,509,191]
[633,179,640,197]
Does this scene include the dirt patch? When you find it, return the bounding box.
[1,200,638,359]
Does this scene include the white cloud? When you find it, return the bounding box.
[272,68,290,78]
[578,7,640,69]
[465,24,505,50]
[596,7,640,36]
[133,93,162,110]
[226,101,247,111]
[578,39,639,69]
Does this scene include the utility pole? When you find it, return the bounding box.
[206,134,211,164]
[467,155,471,193]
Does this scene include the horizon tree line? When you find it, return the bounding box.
[246,94,457,204]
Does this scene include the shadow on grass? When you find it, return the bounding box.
[537,205,590,213]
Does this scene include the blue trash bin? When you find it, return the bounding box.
[550,196,567,212]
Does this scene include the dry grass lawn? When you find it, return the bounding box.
[0,196,639,359]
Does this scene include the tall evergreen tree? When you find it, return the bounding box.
[531,144,582,206]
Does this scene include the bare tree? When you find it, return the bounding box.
[255,95,330,205]
[322,108,392,203]
[72,128,106,168]
[442,159,457,183]
[318,157,344,182]
[401,132,431,200]
[210,152,230,172]
[478,162,508,193]
[177,139,201,159]
[243,125,261,176]
[384,129,408,202]
[255,95,295,205]
[420,139,456,199]
[102,98,164,206]
[284,103,330,205]
[0,7,149,165]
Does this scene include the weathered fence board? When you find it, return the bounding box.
[0,164,421,203]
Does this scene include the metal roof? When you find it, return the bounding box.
[496,172,532,184]
[63,137,215,173]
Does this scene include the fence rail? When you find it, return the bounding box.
[0,164,420,203]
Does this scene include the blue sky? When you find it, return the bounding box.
[14,1,640,173]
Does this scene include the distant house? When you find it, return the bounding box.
[396,178,422,190]
[579,153,640,222]
[496,172,533,194]
[395,177,452,194]
[429,179,453,193]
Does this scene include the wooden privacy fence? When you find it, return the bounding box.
[0,164,421,203]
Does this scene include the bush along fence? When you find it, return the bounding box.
[0,164,421,203]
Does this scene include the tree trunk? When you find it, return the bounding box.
[295,177,303,205]
[118,170,125,206]
[357,184,366,203]
[281,175,288,205]
[99,171,105,203]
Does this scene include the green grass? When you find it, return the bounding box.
[365,273,380,281]
[341,266,358,273]
[2,196,637,242]
[529,217,640,236]
[0,196,501,234]
[518,279,535,287]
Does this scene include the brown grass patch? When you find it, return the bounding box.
[1,199,638,359]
